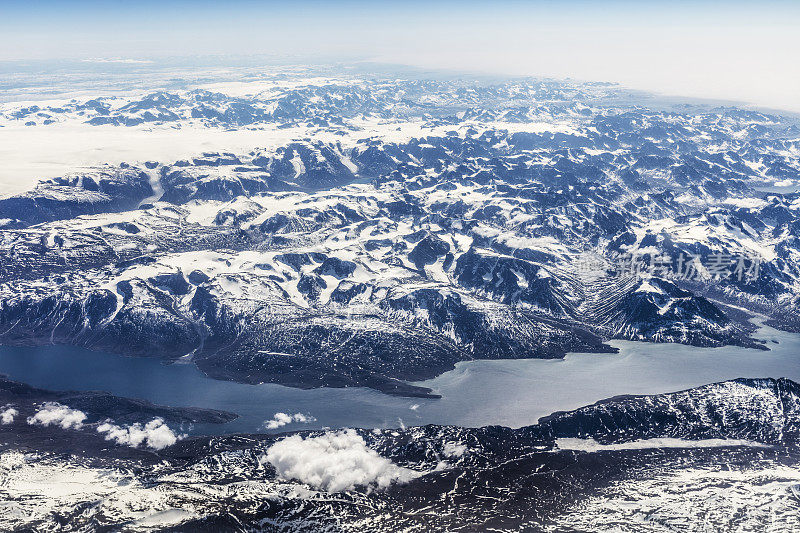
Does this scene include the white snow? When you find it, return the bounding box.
[635,280,664,294]
[0,452,197,530]
[551,464,800,531]
[556,437,770,452]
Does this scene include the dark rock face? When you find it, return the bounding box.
[313,257,357,278]
[149,272,191,295]
[536,377,800,445]
[188,269,211,285]
[587,277,761,348]
[408,234,450,270]
[0,170,153,226]
[454,249,570,313]
[189,303,462,397]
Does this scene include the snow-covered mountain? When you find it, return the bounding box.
[2,377,800,531]
[2,73,799,395]
[3,67,800,530]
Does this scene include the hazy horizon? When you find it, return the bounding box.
[2,0,799,112]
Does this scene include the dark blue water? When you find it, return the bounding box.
[0,320,798,435]
[0,344,429,435]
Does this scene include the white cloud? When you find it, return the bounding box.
[22,403,180,450]
[27,403,86,429]
[265,429,421,492]
[97,418,183,450]
[264,412,316,430]
[442,442,467,458]
[1,407,18,425]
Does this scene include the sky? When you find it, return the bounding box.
[1,0,799,111]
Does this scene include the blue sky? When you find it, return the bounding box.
[2,1,799,110]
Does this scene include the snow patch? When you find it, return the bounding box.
[557,437,771,452]
[635,280,664,294]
